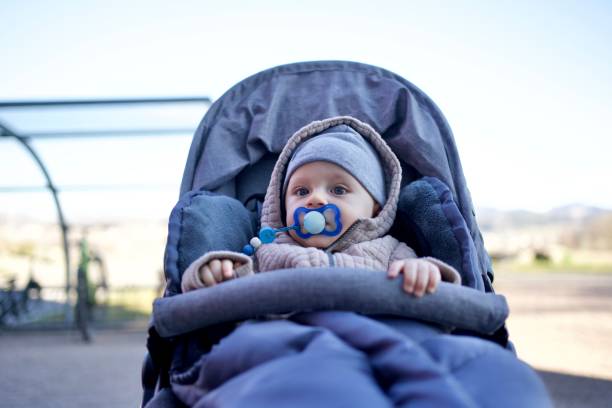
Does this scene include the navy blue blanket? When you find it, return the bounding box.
[169,311,550,407]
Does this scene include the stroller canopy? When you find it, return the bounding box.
[179,60,492,283]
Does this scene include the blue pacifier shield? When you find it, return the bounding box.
[292,204,342,239]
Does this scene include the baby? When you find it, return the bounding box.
[181,117,460,295]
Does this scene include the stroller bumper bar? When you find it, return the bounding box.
[153,268,508,338]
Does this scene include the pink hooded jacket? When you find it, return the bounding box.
[181,116,461,292]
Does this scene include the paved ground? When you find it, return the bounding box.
[1,272,611,407]
[495,272,612,381]
[0,328,146,408]
[495,272,612,408]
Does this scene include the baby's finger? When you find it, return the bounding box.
[221,259,234,280]
[387,261,402,279]
[201,265,217,287]
[403,262,417,293]
[426,264,441,293]
[413,266,429,297]
[208,259,222,281]
[208,263,222,282]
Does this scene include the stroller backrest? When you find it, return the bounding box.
[178,60,493,288]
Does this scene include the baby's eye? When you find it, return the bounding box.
[332,186,347,195]
[295,187,309,197]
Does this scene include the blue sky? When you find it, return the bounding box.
[1,0,611,223]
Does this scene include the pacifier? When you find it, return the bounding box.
[242,204,343,255]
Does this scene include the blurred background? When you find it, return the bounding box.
[1,1,611,407]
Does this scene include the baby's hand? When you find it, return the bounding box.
[199,258,243,287]
[387,259,441,297]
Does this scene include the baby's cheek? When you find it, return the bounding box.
[285,208,296,228]
[340,209,358,230]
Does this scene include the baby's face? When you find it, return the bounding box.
[284,161,380,249]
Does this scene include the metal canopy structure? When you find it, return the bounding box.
[0,97,211,322]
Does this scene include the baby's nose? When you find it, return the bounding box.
[307,190,328,208]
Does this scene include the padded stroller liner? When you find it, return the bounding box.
[153,268,508,338]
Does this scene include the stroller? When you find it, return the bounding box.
[142,61,551,407]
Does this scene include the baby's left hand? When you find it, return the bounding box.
[387,259,441,297]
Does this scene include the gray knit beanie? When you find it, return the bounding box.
[284,124,387,205]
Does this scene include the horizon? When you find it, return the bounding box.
[2,196,609,226]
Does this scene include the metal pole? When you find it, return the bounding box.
[0,97,212,327]
[0,124,72,322]
[0,96,211,108]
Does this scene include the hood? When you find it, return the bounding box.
[260,116,402,252]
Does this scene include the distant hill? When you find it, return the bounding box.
[476,204,612,252]
[476,204,611,231]
[546,204,609,222]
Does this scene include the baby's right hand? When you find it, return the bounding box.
[199,258,244,287]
